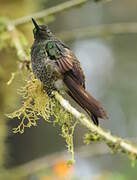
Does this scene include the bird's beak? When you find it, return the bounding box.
[32,18,40,30]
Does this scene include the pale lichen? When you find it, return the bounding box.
[7,74,77,162]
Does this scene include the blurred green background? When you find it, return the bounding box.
[0,0,137,179]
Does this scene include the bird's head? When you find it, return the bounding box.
[32,18,52,40]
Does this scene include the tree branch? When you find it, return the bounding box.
[6,24,31,71]
[10,0,110,26]
[53,91,137,159]
[10,0,90,26]
[7,24,28,61]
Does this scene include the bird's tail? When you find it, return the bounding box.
[63,75,108,125]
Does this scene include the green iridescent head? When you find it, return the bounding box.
[32,18,52,39]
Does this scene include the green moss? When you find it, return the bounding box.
[84,132,101,144]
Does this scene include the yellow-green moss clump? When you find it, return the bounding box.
[7,74,77,162]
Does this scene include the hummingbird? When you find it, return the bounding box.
[31,18,108,125]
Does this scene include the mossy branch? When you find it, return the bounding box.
[53,91,137,161]
[6,24,30,71]
[7,25,27,60]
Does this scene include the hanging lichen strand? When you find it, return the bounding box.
[7,74,77,163]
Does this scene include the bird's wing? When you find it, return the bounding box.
[46,40,85,87]
[46,40,108,125]
[46,40,73,72]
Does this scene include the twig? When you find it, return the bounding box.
[9,0,111,26]
[10,0,90,26]
[53,91,137,158]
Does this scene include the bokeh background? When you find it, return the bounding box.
[0,0,137,179]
